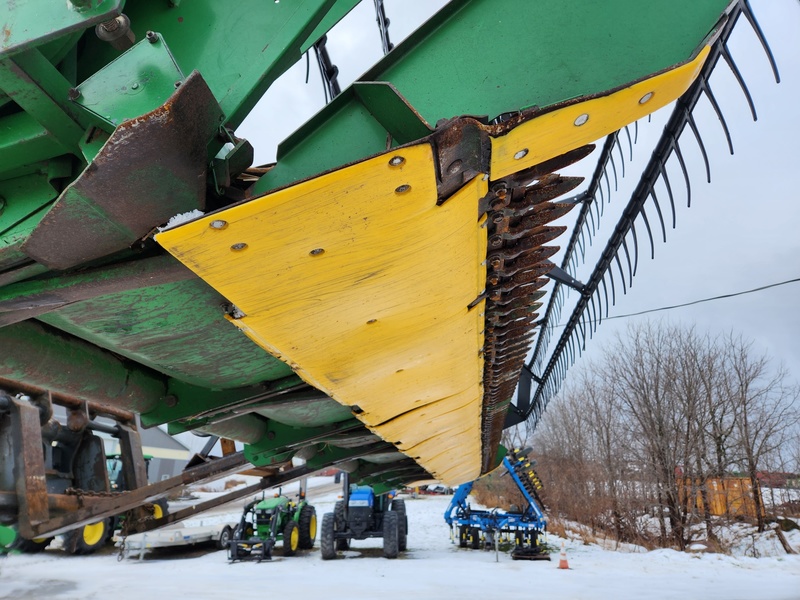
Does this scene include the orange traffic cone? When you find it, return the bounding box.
[558,542,570,569]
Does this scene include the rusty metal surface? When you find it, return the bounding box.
[8,395,49,533]
[477,148,590,473]
[18,451,249,538]
[21,71,223,270]
[0,377,136,422]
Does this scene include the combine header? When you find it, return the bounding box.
[445,449,549,560]
[0,0,781,549]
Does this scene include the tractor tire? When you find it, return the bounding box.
[9,535,52,554]
[333,501,345,528]
[298,504,317,549]
[217,525,233,550]
[282,519,299,556]
[383,511,399,559]
[459,526,468,548]
[320,513,336,560]
[470,527,481,549]
[63,520,111,555]
[391,499,407,551]
[333,501,349,550]
[151,498,169,520]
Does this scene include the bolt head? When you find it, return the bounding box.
[639,91,654,104]
[574,113,589,126]
[230,242,248,251]
[513,149,529,160]
[395,184,411,194]
[210,219,228,230]
[388,156,405,167]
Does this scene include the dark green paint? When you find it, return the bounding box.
[74,33,185,130]
[146,375,304,428]
[0,0,123,58]
[38,278,294,389]
[254,0,730,194]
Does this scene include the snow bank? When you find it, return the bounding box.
[2,485,799,600]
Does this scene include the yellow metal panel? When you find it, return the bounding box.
[157,144,487,484]
[491,46,711,180]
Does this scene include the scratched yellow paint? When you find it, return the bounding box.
[157,144,488,484]
[491,45,711,179]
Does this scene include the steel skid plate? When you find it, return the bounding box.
[158,143,488,485]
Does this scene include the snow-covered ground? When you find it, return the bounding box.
[2,478,799,600]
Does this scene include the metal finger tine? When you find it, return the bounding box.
[639,206,656,259]
[630,222,640,277]
[660,161,677,228]
[634,120,639,145]
[603,168,612,202]
[701,82,734,155]
[721,43,757,121]
[593,191,602,221]
[673,138,692,207]
[649,188,667,243]
[614,253,627,294]
[600,275,610,318]
[587,202,597,236]
[608,267,617,306]
[594,289,603,326]
[609,151,619,191]
[686,111,711,183]
[615,134,626,177]
[624,124,634,160]
[742,1,780,84]
[621,237,633,285]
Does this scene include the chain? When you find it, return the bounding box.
[65,487,130,499]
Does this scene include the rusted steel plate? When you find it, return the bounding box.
[21,71,223,270]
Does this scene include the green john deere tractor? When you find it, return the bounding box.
[228,493,316,562]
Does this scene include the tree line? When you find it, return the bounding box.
[528,321,799,550]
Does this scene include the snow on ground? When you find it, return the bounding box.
[2,478,799,600]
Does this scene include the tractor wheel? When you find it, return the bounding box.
[459,526,468,548]
[282,519,299,556]
[151,498,168,520]
[470,527,481,549]
[217,525,233,550]
[298,504,317,549]
[391,499,407,551]
[9,535,52,554]
[333,501,345,528]
[320,513,336,560]
[383,512,399,559]
[64,520,111,555]
[333,501,349,550]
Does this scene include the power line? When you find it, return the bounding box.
[553,276,800,328]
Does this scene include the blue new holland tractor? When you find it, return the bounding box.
[320,474,407,560]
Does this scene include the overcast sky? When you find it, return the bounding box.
[237,0,800,393]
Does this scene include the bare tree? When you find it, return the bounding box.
[722,334,800,532]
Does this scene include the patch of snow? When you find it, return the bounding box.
[2,480,799,600]
[157,210,205,231]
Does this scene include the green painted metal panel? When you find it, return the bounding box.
[254,0,730,195]
[0,113,69,176]
[0,0,124,58]
[74,33,185,130]
[37,279,295,389]
[76,0,345,129]
[146,375,304,428]
[0,48,87,155]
